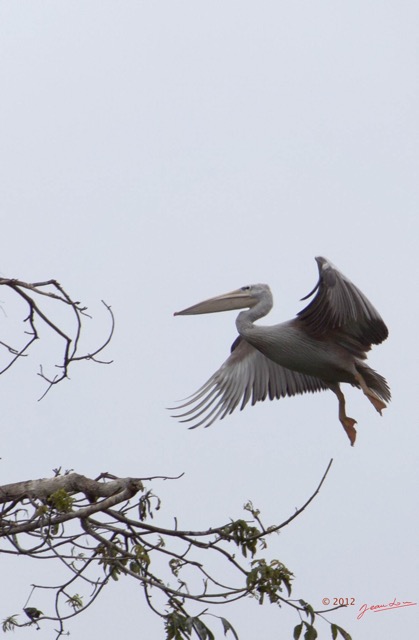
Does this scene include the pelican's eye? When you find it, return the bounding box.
[241,286,251,292]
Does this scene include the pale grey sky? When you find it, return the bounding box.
[0,2,418,639]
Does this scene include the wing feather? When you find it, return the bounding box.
[297,256,388,351]
[171,338,328,429]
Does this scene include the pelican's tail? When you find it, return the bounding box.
[354,363,391,403]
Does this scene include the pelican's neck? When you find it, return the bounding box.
[235,295,273,337]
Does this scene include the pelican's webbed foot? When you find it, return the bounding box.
[340,416,357,447]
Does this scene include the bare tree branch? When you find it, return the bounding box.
[0,278,113,397]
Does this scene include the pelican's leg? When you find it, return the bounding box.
[329,384,357,446]
[354,372,387,415]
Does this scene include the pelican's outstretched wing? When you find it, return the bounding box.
[297,256,388,350]
[171,337,328,429]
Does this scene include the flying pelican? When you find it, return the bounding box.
[172,257,390,445]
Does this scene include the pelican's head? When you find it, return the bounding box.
[174,283,272,316]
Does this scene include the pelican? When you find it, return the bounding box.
[172,257,390,445]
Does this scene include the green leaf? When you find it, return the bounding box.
[221,519,260,558]
[293,622,303,640]
[2,615,19,632]
[243,500,260,518]
[335,626,352,640]
[220,617,239,640]
[66,593,83,611]
[192,617,215,640]
[47,488,74,513]
[303,623,318,640]
[246,559,293,604]
[165,612,188,640]
[331,623,338,640]
[169,558,183,577]
[184,617,194,634]
[303,603,315,624]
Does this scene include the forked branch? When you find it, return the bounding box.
[0,278,113,397]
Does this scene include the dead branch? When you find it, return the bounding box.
[0,473,143,505]
[0,278,113,398]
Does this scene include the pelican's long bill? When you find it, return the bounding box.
[174,288,255,316]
